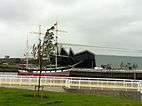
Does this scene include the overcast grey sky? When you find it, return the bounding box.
[0,0,142,57]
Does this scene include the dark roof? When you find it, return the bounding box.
[60,48,68,56]
[74,50,95,56]
[58,48,96,68]
[69,47,74,57]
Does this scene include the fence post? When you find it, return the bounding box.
[9,77,12,87]
[140,81,142,93]
[137,81,142,93]
[19,76,22,86]
[78,80,80,89]
[123,80,127,91]
[65,79,70,88]
[89,81,92,90]
[0,76,1,85]
[49,78,51,87]
[28,77,31,86]
[137,81,140,92]
[36,77,38,86]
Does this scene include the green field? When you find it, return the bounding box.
[0,88,142,106]
[0,64,18,72]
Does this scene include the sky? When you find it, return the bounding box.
[0,0,142,57]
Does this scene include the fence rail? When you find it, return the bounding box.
[0,75,142,93]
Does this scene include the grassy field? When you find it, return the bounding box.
[0,88,142,106]
[0,64,18,72]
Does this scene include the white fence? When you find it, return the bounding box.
[0,75,142,93]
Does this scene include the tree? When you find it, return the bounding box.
[126,63,132,70]
[132,64,138,70]
[32,30,55,64]
[106,64,112,70]
[120,61,124,70]
[32,24,56,96]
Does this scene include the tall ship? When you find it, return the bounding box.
[18,22,72,76]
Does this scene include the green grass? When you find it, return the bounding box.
[0,88,142,106]
[0,64,17,69]
[0,64,18,72]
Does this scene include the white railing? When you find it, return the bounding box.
[0,75,142,93]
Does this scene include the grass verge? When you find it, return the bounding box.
[0,88,142,106]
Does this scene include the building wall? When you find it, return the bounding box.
[95,55,142,69]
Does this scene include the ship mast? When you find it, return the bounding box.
[26,32,29,69]
[54,22,67,69]
[55,22,58,69]
[25,25,43,69]
[30,25,44,95]
[55,36,58,69]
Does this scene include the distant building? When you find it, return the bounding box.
[4,55,10,59]
[95,55,142,69]
[57,48,142,69]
